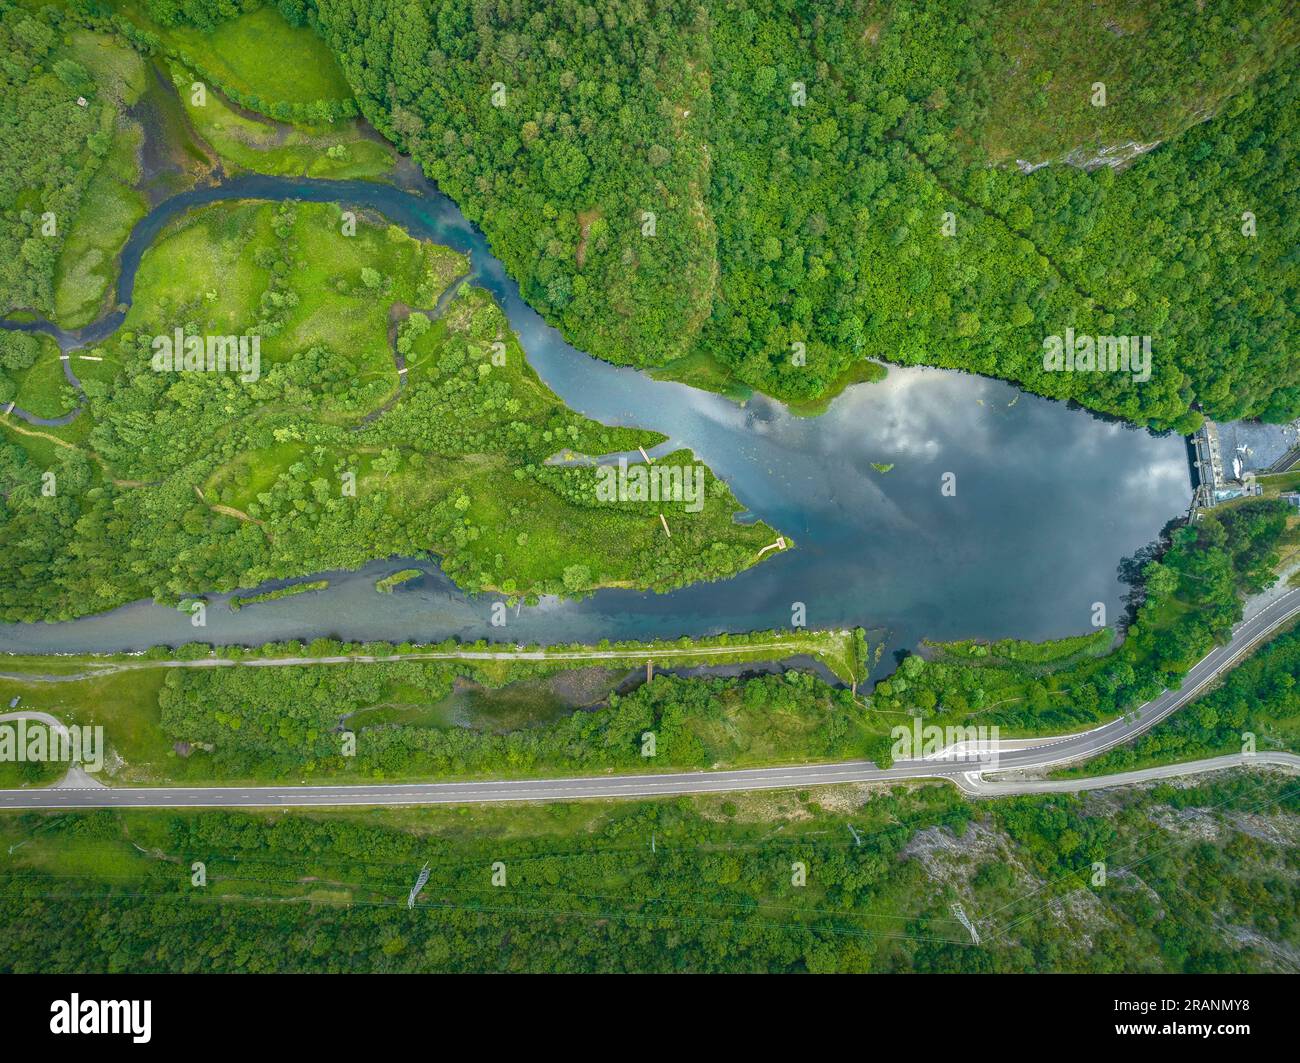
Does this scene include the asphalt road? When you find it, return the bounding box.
[958,751,1300,795]
[3,587,1299,810]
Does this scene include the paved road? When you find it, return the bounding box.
[0,710,68,734]
[958,752,1300,796]
[2,588,1299,810]
[1268,445,1300,474]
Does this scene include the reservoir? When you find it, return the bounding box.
[0,173,1192,660]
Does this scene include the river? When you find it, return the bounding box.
[0,171,1192,661]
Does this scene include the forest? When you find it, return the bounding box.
[296,0,1296,428]
[0,769,1295,972]
[8,0,1295,428]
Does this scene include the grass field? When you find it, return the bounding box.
[109,2,354,109]
[171,61,394,181]
[11,336,76,419]
[0,722,64,789]
[0,414,96,481]
[0,668,171,787]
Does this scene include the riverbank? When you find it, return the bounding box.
[1,14,1190,665]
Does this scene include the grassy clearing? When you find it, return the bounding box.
[268,206,447,383]
[12,336,76,418]
[207,440,308,513]
[109,2,353,109]
[0,668,171,785]
[127,199,274,338]
[54,119,147,328]
[0,418,90,479]
[171,62,394,181]
[1258,471,1300,494]
[973,0,1299,164]
[66,26,148,100]
[0,722,64,789]
[648,349,753,402]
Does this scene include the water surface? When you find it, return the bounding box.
[0,175,1192,660]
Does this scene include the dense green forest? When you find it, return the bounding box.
[4,0,1298,424]
[294,0,1296,427]
[10,1,1300,423]
[1,770,1295,972]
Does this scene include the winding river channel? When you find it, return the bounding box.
[0,170,1193,660]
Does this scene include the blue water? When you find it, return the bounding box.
[0,174,1192,660]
